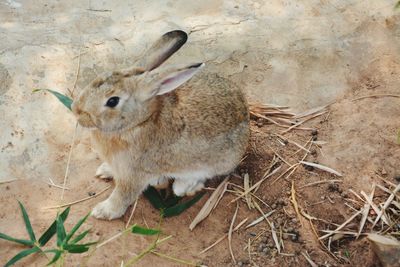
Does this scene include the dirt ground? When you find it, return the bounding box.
[1,1,400,267]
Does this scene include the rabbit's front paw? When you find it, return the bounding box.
[95,162,114,179]
[91,199,126,220]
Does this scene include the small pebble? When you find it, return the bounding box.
[395,175,400,182]
[271,203,277,209]
[311,129,318,136]
[262,247,269,253]
[328,183,339,192]
[341,191,348,198]
[237,261,244,267]
[304,165,314,171]
[312,135,318,141]
[286,227,294,233]
[88,191,96,196]
[291,233,299,242]
[249,232,256,237]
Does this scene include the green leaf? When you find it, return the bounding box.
[70,229,90,244]
[0,232,33,246]
[33,89,73,111]
[143,186,166,210]
[4,246,40,267]
[56,214,67,247]
[163,192,205,217]
[38,207,70,246]
[18,201,36,242]
[64,244,91,253]
[131,225,160,236]
[46,250,62,266]
[164,195,182,207]
[65,212,90,243]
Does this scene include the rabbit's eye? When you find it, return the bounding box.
[105,96,120,108]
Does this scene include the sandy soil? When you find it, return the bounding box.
[1,1,400,267]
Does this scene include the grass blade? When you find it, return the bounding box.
[131,225,160,236]
[65,212,90,243]
[56,214,66,247]
[32,89,73,111]
[39,207,70,246]
[164,192,205,217]
[64,244,91,253]
[5,247,40,267]
[0,232,33,246]
[46,250,62,266]
[143,186,166,210]
[70,229,90,244]
[18,201,36,242]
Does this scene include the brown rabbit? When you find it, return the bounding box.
[72,30,249,220]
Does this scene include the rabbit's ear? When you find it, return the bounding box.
[139,30,188,71]
[140,63,204,99]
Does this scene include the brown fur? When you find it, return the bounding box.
[71,30,250,220]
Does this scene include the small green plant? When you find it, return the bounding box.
[143,186,205,217]
[0,202,160,266]
[0,202,94,266]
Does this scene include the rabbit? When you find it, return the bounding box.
[71,30,250,220]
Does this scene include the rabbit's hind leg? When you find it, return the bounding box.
[172,178,205,196]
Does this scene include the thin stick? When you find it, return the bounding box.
[46,178,70,190]
[360,190,389,225]
[319,210,362,240]
[199,218,247,254]
[352,94,400,101]
[281,111,327,134]
[301,251,318,267]
[230,166,281,203]
[61,122,78,201]
[290,181,303,226]
[125,199,138,229]
[372,183,400,228]
[70,46,82,97]
[228,203,239,264]
[300,179,342,189]
[0,179,17,184]
[44,185,111,209]
[151,251,198,266]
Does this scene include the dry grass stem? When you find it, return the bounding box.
[125,199,138,228]
[281,111,327,134]
[243,173,253,209]
[351,94,400,101]
[301,251,318,267]
[190,177,229,230]
[199,218,248,255]
[245,210,276,229]
[61,122,78,201]
[372,183,400,228]
[294,104,331,119]
[290,181,303,226]
[46,178,70,190]
[271,163,299,185]
[319,210,362,240]
[300,179,342,189]
[300,161,343,176]
[0,178,17,184]
[253,202,281,254]
[228,204,239,264]
[360,189,389,225]
[44,185,111,209]
[231,166,281,203]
